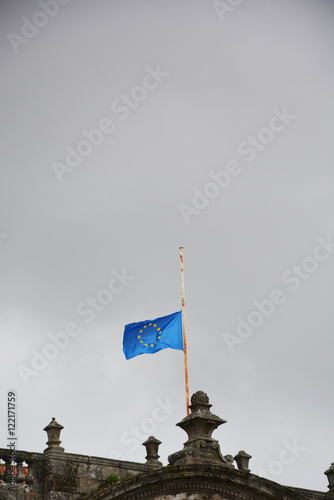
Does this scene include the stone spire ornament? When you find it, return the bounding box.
[325,462,334,493]
[143,436,162,466]
[168,391,234,467]
[43,417,64,452]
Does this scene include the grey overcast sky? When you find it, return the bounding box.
[1,0,334,492]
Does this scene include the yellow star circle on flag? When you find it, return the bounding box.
[136,321,163,351]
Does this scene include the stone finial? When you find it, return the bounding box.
[325,462,334,492]
[43,417,64,452]
[168,391,233,468]
[143,436,162,466]
[191,390,210,405]
[234,450,252,472]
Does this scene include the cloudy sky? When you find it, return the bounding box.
[1,0,334,492]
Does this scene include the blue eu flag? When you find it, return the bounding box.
[123,311,183,360]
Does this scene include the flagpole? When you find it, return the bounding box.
[179,247,190,415]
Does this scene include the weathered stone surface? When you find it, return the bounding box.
[152,496,231,500]
[43,419,64,453]
[77,464,101,480]
[168,391,233,467]
[143,437,162,467]
[101,467,119,481]
[325,463,334,493]
[5,487,30,500]
[44,474,79,494]
[0,391,330,499]
[25,493,43,500]
[44,493,73,500]
[288,486,334,499]
[234,450,252,472]
[44,458,78,477]
[79,477,101,495]
[83,463,311,500]
[120,470,141,480]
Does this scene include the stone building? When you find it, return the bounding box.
[0,391,333,500]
